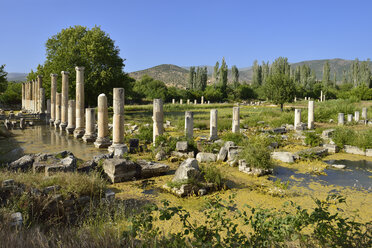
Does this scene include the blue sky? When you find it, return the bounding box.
[1,0,371,73]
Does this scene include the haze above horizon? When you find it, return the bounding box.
[1,0,371,73]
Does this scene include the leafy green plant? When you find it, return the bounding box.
[304,132,322,147]
[332,127,356,148]
[239,137,274,169]
[200,164,224,188]
[221,132,246,146]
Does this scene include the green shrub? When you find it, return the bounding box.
[353,129,372,150]
[239,137,274,169]
[135,125,152,143]
[221,132,246,146]
[304,132,322,147]
[332,127,356,148]
[200,164,224,188]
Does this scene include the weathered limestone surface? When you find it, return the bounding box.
[338,113,344,126]
[54,93,61,128]
[238,160,273,176]
[185,111,193,139]
[294,109,301,129]
[152,99,164,143]
[82,108,96,143]
[108,88,127,155]
[209,109,218,140]
[46,99,51,116]
[232,107,240,133]
[271,152,295,163]
[362,107,367,120]
[176,141,188,152]
[60,71,69,130]
[344,145,366,156]
[36,76,42,113]
[66,100,76,134]
[74,67,85,138]
[136,160,170,178]
[323,144,339,153]
[196,152,217,163]
[50,74,57,125]
[95,94,111,148]
[354,111,360,122]
[347,114,353,123]
[103,158,141,183]
[39,88,45,114]
[322,129,335,139]
[172,158,200,182]
[308,100,314,129]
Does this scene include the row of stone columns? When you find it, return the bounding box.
[294,100,315,130]
[22,77,45,114]
[338,108,368,125]
[171,97,210,105]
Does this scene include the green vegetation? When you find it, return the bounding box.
[304,132,322,147]
[332,127,372,150]
[239,137,275,170]
[200,164,224,188]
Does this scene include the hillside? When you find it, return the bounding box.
[129,64,189,88]
[7,73,27,82]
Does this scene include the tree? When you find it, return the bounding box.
[133,75,168,101]
[261,61,270,85]
[0,64,7,92]
[264,73,296,111]
[188,66,195,90]
[231,65,239,89]
[351,58,360,87]
[322,60,331,88]
[213,61,220,84]
[270,57,290,76]
[200,67,208,91]
[252,60,262,86]
[27,25,132,106]
[219,57,228,98]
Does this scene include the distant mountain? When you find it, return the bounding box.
[7,73,27,82]
[128,58,372,87]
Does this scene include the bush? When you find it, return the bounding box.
[332,127,356,148]
[221,132,246,146]
[304,132,322,147]
[239,137,274,169]
[200,164,224,188]
[135,125,152,143]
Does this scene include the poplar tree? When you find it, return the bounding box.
[200,66,208,91]
[351,58,360,86]
[213,61,220,84]
[261,61,270,85]
[219,57,228,98]
[231,65,239,89]
[322,61,331,87]
[188,66,195,89]
[252,60,262,86]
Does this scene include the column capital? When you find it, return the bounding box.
[37,75,43,78]
[61,71,70,75]
[75,66,85,71]
[50,73,58,78]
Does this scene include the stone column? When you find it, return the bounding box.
[108,88,127,155]
[54,93,61,128]
[308,100,314,129]
[94,94,111,148]
[187,99,190,105]
[21,83,25,109]
[30,80,34,112]
[185,111,193,139]
[50,74,57,125]
[152,99,164,144]
[338,113,344,126]
[294,96,297,102]
[232,107,240,133]
[37,75,42,113]
[320,90,323,102]
[354,111,360,122]
[60,71,69,131]
[172,99,175,104]
[294,109,301,129]
[46,99,51,116]
[362,107,367,120]
[201,96,204,104]
[24,83,28,110]
[39,88,45,114]
[209,109,218,140]
[66,100,76,134]
[208,100,210,104]
[74,67,85,138]
[347,114,353,123]
[194,99,197,105]
[180,99,183,105]
[82,108,96,142]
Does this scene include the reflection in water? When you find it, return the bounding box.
[6,125,106,161]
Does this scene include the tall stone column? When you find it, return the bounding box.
[66,100,76,134]
[172,99,175,104]
[24,83,28,110]
[187,99,190,105]
[362,107,367,120]
[74,67,85,138]
[338,113,344,126]
[37,75,43,113]
[82,108,96,142]
[108,88,127,155]
[294,109,301,129]
[39,88,45,114]
[308,100,314,129]
[46,99,51,116]
[201,96,204,104]
[50,74,57,125]
[21,83,25,109]
[60,71,69,130]
[30,80,34,112]
[180,99,183,105]
[152,99,164,144]
[94,94,111,148]
[194,99,197,105]
[320,90,323,102]
[354,111,360,122]
[232,107,240,133]
[54,93,62,128]
[347,114,353,123]
[185,111,193,139]
[208,100,210,104]
[209,109,218,140]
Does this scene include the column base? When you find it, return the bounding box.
[82,134,97,143]
[108,143,128,157]
[73,128,85,138]
[59,122,67,131]
[49,119,55,126]
[66,126,75,134]
[94,137,112,148]
[54,120,61,129]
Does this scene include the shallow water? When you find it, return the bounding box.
[0,125,106,161]
[271,160,372,190]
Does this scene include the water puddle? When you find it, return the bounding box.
[0,125,106,161]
